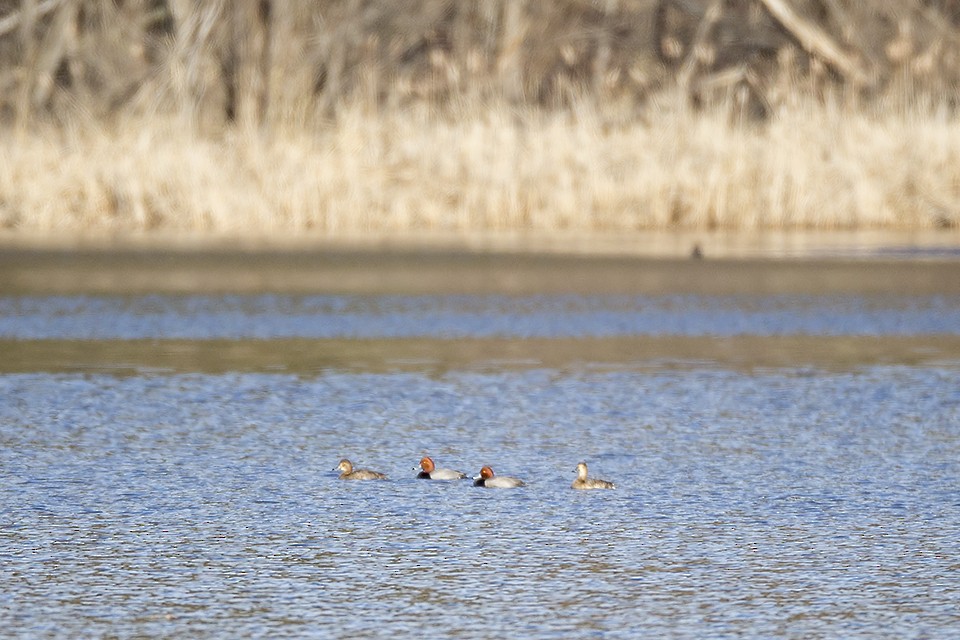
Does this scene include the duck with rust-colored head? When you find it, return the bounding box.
[473,465,525,488]
[414,456,467,480]
[334,458,387,480]
[571,461,614,490]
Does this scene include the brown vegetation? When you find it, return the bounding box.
[1,1,960,235]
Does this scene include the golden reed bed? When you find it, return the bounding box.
[2,1,959,240]
[2,96,959,237]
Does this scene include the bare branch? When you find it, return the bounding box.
[758,0,871,86]
[0,0,62,38]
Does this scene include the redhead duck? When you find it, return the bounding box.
[334,458,387,480]
[414,456,467,480]
[571,461,614,490]
[473,466,525,488]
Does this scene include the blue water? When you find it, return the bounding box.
[2,368,959,638]
[0,293,958,339]
[2,289,960,638]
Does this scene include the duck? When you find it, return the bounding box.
[414,456,467,480]
[473,466,525,488]
[571,461,614,490]
[334,458,387,480]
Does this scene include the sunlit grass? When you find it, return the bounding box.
[2,95,958,236]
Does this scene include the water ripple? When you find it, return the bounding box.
[1,293,959,339]
[2,368,959,637]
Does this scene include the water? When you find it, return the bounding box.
[2,283,960,637]
[2,293,959,339]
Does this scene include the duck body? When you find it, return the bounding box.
[473,465,525,488]
[571,461,614,490]
[335,458,387,480]
[415,456,467,480]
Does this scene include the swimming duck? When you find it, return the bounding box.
[571,461,614,490]
[414,456,467,480]
[473,466,525,488]
[334,458,387,480]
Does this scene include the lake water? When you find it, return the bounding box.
[2,254,959,638]
[3,293,960,339]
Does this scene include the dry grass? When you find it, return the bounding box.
[2,95,959,236]
[3,1,960,239]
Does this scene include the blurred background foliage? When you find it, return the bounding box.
[2,0,959,130]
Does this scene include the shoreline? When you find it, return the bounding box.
[2,237,959,296]
[4,336,959,375]
[3,228,960,259]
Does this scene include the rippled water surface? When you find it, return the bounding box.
[2,293,960,338]
[2,276,960,637]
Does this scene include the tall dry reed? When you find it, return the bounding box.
[2,95,958,235]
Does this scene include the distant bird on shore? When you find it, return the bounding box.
[690,243,703,259]
[334,458,387,480]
